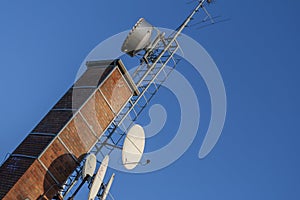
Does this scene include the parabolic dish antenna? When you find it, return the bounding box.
[88,155,109,200]
[101,173,115,200]
[82,153,97,179]
[121,18,154,57]
[122,124,145,170]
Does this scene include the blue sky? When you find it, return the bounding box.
[0,0,300,199]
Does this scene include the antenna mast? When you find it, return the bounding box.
[60,0,215,198]
[91,0,213,157]
[0,1,218,199]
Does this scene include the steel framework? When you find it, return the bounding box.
[61,1,212,199]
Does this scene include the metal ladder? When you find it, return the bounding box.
[92,36,182,156]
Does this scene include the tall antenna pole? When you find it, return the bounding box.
[92,0,212,157]
[61,1,215,197]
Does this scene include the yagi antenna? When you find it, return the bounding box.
[201,5,214,23]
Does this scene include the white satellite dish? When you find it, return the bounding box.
[100,173,115,200]
[122,124,145,170]
[82,153,97,179]
[88,155,109,200]
[121,18,154,57]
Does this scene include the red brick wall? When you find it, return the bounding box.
[0,62,134,200]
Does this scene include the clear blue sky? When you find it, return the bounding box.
[0,0,300,199]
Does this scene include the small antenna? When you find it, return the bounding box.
[89,155,109,200]
[99,173,115,200]
[82,153,97,180]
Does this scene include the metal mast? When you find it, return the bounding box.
[92,0,209,157]
[61,0,213,198]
